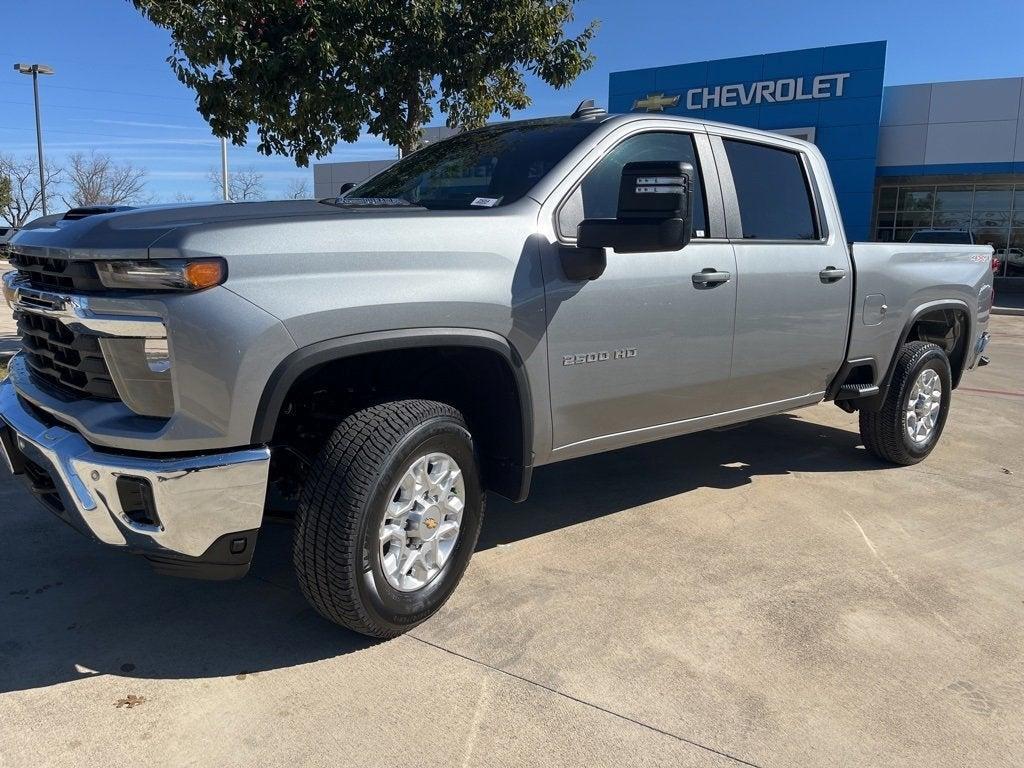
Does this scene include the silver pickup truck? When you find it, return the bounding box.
[0,104,994,637]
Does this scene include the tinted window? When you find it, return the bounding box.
[351,119,600,210]
[724,140,818,240]
[560,132,708,238]
[909,230,973,244]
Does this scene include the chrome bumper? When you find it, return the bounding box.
[0,374,271,579]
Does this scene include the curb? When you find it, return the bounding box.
[993,306,1024,317]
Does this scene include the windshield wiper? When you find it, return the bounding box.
[319,197,426,210]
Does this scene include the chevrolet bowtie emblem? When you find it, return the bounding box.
[633,92,680,112]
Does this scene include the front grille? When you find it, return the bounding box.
[17,312,119,400]
[9,251,105,292]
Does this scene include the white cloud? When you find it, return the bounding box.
[79,118,210,131]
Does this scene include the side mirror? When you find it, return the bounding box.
[576,161,694,254]
[338,182,356,195]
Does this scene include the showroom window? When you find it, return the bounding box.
[873,182,1024,277]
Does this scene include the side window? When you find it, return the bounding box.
[723,139,818,240]
[558,132,708,239]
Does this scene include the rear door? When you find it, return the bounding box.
[710,132,852,406]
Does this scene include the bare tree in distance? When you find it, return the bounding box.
[285,177,310,199]
[207,166,265,201]
[172,192,196,203]
[62,152,150,209]
[0,154,63,227]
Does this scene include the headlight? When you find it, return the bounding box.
[95,259,226,291]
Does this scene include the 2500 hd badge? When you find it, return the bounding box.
[563,348,638,366]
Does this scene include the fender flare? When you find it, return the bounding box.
[862,299,972,411]
[251,327,534,500]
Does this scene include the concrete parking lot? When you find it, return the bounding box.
[1,316,1022,768]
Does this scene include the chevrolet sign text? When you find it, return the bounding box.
[686,72,850,110]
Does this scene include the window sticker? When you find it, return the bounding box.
[470,197,502,207]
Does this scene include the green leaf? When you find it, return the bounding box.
[130,0,598,161]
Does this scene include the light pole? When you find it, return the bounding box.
[219,58,230,201]
[220,135,229,201]
[13,63,54,217]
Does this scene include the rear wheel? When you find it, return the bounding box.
[859,341,951,465]
[293,400,484,637]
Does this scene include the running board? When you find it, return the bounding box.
[835,383,880,400]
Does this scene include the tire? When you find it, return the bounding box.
[859,341,952,466]
[294,399,484,638]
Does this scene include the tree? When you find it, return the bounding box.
[131,0,598,162]
[285,177,310,199]
[207,166,265,201]
[0,154,62,227]
[0,175,10,215]
[62,151,149,208]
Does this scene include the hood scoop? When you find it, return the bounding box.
[62,205,134,221]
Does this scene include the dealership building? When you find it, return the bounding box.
[314,40,1024,277]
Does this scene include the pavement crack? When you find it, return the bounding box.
[842,510,959,638]
[408,634,765,768]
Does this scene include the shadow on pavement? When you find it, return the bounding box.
[0,411,878,693]
[480,412,876,549]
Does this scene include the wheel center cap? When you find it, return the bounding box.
[410,504,442,539]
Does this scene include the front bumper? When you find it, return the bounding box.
[0,374,271,579]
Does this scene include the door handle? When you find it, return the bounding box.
[692,268,731,287]
[819,266,847,283]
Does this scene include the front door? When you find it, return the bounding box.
[541,130,737,456]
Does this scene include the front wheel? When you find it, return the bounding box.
[293,400,484,638]
[859,341,952,465]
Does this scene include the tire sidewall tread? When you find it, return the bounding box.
[859,341,952,466]
[293,399,484,638]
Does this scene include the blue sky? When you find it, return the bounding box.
[2,0,1022,203]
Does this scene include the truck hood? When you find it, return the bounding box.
[8,199,442,261]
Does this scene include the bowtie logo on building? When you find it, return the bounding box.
[632,92,681,112]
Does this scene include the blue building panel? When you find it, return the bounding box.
[761,46,825,79]
[822,41,888,73]
[836,192,875,241]
[827,158,879,193]
[607,41,887,242]
[815,124,880,161]
[818,96,884,127]
[836,68,885,98]
[707,54,764,86]
[608,67,657,98]
[877,162,1017,177]
[655,62,710,91]
[756,101,822,129]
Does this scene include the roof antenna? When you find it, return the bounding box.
[571,99,606,119]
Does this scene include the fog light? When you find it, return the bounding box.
[99,337,174,418]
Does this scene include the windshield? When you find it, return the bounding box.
[910,230,972,244]
[349,119,601,210]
